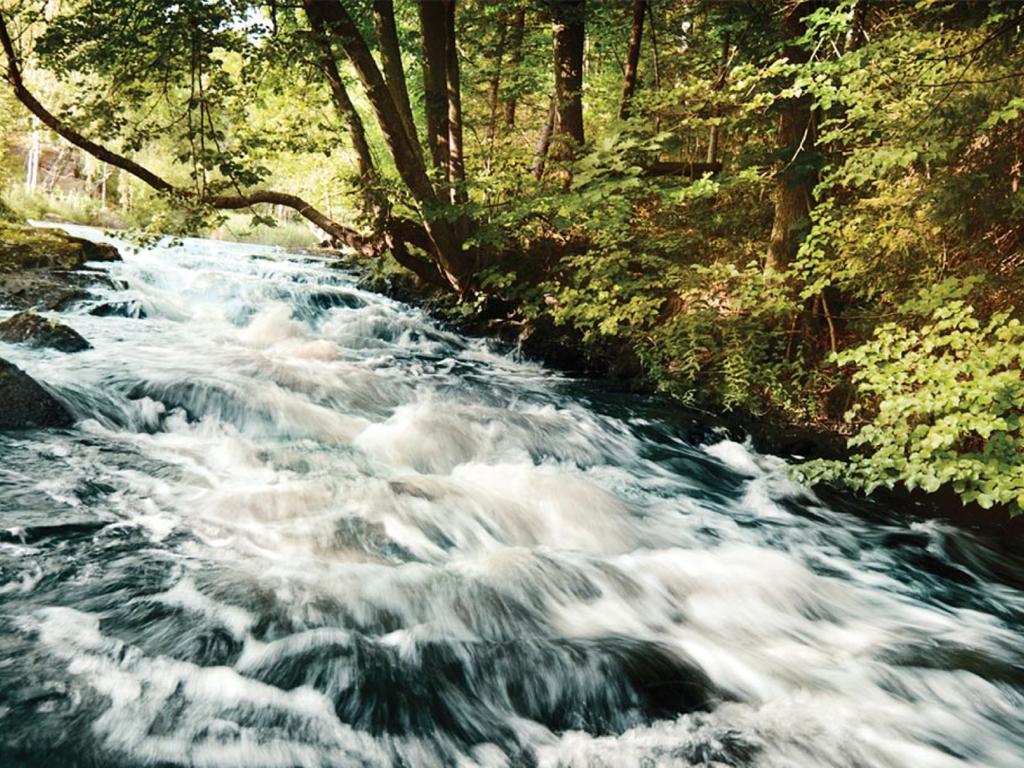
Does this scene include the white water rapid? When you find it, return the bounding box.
[0,226,1022,767]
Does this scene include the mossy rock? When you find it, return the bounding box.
[0,224,120,310]
[0,312,91,353]
[0,222,119,272]
[0,357,73,429]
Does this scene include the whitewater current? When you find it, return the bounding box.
[0,226,1022,767]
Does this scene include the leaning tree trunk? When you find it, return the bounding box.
[307,13,376,188]
[766,1,819,272]
[551,0,585,160]
[372,0,418,148]
[418,0,451,180]
[302,0,471,294]
[618,0,646,120]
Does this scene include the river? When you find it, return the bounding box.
[1,226,1022,767]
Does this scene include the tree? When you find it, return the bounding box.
[619,0,647,120]
[0,8,372,253]
[550,0,585,160]
[418,0,451,179]
[766,1,819,271]
[301,0,472,293]
[503,6,527,128]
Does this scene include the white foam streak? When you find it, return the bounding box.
[4,225,1021,768]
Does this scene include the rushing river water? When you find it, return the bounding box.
[1,226,1023,768]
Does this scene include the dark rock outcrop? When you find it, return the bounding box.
[0,312,91,352]
[0,357,73,429]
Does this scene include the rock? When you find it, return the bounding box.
[0,223,119,310]
[0,312,91,353]
[88,300,146,319]
[0,357,73,429]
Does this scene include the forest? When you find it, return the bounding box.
[1,0,1023,521]
[4,3,1024,767]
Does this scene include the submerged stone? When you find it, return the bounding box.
[0,312,91,352]
[0,357,73,429]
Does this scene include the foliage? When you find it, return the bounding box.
[3,0,1024,519]
[799,281,1024,516]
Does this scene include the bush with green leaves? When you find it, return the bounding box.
[798,281,1024,516]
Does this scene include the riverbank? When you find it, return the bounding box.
[348,251,1024,539]
[1,220,1019,537]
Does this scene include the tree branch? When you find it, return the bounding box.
[0,12,373,254]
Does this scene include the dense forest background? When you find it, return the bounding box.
[1,0,1023,519]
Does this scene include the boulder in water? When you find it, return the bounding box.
[0,357,73,429]
[0,312,91,352]
[88,300,146,319]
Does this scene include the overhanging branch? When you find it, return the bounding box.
[0,13,373,254]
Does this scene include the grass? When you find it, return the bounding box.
[4,187,126,228]
[3,188,320,249]
[212,213,319,248]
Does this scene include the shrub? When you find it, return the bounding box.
[798,281,1024,516]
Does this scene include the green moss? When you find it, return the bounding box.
[0,223,118,272]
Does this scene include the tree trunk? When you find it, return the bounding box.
[444,0,466,207]
[618,0,646,120]
[307,10,390,235]
[706,32,730,165]
[766,1,818,272]
[307,13,375,186]
[302,0,470,293]
[418,0,450,178]
[646,1,660,91]
[372,0,418,148]
[486,22,507,146]
[532,95,557,179]
[503,6,526,128]
[551,0,585,159]
[845,0,867,52]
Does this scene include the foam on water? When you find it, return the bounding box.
[1,225,1023,767]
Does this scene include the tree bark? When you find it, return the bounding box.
[0,12,372,253]
[486,20,507,145]
[306,12,375,187]
[646,1,660,91]
[503,6,526,128]
[444,0,466,207]
[845,0,867,52]
[766,1,819,272]
[706,32,730,165]
[618,0,646,120]
[551,0,585,158]
[532,95,557,179]
[372,0,418,148]
[418,0,450,177]
[302,0,470,293]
